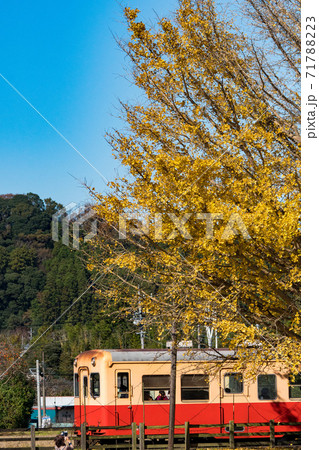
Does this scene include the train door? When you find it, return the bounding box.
[219,369,247,433]
[114,369,132,426]
[79,367,89,425]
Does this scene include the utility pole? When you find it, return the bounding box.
[205,326,213,348]
[168,323,177,450]
[36,360,41,428]
[42,352,46,417]
[140,326,145,349]
[133,298,145,349]
[205,326,218,348]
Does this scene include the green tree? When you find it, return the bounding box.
[9,246,37,272]
[0,337,36,429]
[32,242,93,327]
[0,372,35,428]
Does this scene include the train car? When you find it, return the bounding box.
[73,349,300,441]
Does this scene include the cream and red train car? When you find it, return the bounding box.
[73,349,300,438]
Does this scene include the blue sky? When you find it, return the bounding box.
[0,0,177,206]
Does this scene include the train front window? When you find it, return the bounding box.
[83,376,88,397]
[224,373,243,394]
[90,373,100,397]
[181,374,209,401]
[117,372,129,398]
[142,375,170,401]
[289,374,301,399]
[258,374,277,400]
[74,373,79,397]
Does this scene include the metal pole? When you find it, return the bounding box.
[168,325,177,450]
[139,304,144,349]
[205,326,213,348]
[42,352,46,417]
[36,360,41,428]
[140,330,145,349]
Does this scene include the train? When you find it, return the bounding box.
[73,348,301,441]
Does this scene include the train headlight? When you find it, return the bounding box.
[74,359,77,367]
[91,357,96,367]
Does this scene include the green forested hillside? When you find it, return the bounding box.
[0,193,58,330]
[0,193,142,386]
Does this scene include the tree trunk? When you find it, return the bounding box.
[168,327,177,450]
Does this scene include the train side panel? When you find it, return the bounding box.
[73,350,301,438]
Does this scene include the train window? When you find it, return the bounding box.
[257,374,277,400]
[224,373,243,394]
[83,376,88,397]
[90,373,100,397]
[142,375,170,401]
[289,374,301,399]
[181,374,209,401]
[117,372,129,398]
[74,373,79,397]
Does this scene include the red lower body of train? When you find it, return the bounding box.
[74,401,300,438]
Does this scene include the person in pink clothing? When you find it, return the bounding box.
[155,390,168,400]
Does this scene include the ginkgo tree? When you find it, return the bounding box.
[88,0,300,446]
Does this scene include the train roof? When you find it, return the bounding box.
[75,348,235,364]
